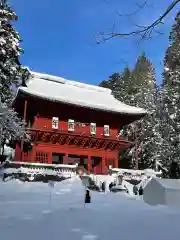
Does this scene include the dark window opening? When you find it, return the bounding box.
[52,152,64,164]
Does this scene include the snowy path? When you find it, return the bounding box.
[0,177,180,240]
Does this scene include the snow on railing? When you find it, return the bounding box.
[9,161,77,168]
[109,167,161,182]
[3,161,78,178]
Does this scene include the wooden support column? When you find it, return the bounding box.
[20,100,27,161]
[23,100,27,121]
[64,152,68,164]
[48,151,52,164]
[102,157,105,175]
[88,156,91,173]
[114,157,118,169]
[32,145,36,162]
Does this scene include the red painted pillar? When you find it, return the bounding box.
[15,143,21,161]
[114,157,118,169]
[88,156,91,173]
[20,100,27,162]
[64,153,68,164]
[102,157,105,175]
[32,145,36,162]
[48,151,52,164]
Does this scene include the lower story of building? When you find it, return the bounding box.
[15,143,118,175]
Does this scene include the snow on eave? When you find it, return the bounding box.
[30,71,113,94]
[16,87,146,116]
[13,71,147,116]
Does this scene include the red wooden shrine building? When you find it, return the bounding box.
[13,72,146,174]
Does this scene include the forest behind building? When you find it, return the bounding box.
[99,12,180,176]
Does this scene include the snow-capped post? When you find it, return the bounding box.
[48,181,55,209]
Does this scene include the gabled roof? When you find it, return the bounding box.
[152,178,180,190]
[15,71,146,116]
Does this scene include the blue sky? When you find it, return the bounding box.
[10,0,179,85]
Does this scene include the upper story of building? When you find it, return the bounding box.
[13,71,146,140]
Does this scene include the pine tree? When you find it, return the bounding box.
[0,110,28,141]
[122,55,158,168]
[99,73,121,93]
[161,11,180,168]
[99,55,159,169]
[0,1,29,153]
[114,67,132,103]
[99,68,133,168]
[99,68,132,103]
[116,54,159,169]
[0,0,25,104]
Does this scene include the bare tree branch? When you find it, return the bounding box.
[96,0,180,44]
[117,0,148,17]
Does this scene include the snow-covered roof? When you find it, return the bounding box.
[153,178,180,190]
[15,71,146,115]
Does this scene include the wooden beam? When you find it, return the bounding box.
[41,132,47,141]
[103,140,109,149]
[49,133,55,142]
[88,139,93,148]
[45,133,51,142]
[110,142,115,150]
[66,136,72,145]
[56,136,64,145]
[80,138,87,147]
[74,138,81,146]
[28,128,133,146]
[54,134,59,144]
[95,140,101,149]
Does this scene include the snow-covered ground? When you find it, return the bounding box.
[0,177,180,240]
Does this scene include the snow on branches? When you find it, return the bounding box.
[161,12,180,165]
[0,108,29,142]
[0,0,25,104]
[0,1,29,145]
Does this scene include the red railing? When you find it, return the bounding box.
[30,117,120,140]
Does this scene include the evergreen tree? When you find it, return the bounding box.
[114,67,132,103]
[119,54,158,169]
[0,102,28,141]
[100,54,159,169]
[99,13,180,173]
[100,68,132,103]
[99,73,121,95]
[169,161,180,179]
[0,0,25,104]
[161,11,180,167]
[0,1,29,151]
[99,68,133,168]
